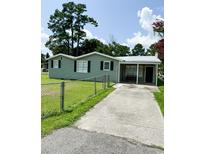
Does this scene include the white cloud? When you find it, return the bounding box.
[121,43,129,47]
[83,29,107,44]
[125,7,162,49]
[126,32,160,49]
[41,27,52,55]
[138,7,161,32]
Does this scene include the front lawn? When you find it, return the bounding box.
[41,74,115,136]
[154,86,164,116]
[41,74,105,118]
[42,87,114,136]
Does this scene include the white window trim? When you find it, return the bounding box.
[53,60,59,68]
[103,61,110,71]
[77,60,88,73]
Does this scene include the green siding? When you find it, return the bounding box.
[48,54,119,83]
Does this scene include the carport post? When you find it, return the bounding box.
[136,64,139,84]
[155,64,158,86]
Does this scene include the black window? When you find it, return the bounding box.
[110,61,114,71]
[51,60,53,68]
[88,61,91,73]
[74,60,77,72]
[58,60,61,68]
[100,61,103,70]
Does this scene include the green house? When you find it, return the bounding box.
[47,52,161,85]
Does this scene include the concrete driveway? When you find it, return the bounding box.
[74,84,164,148]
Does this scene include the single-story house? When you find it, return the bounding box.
[47,52,161,85]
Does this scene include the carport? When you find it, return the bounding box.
[117,56,161,85]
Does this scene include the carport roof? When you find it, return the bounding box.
[117,56,161,64]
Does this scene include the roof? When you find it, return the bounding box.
[117,56,161,64]
[47,52,121,61]
[47,52,161,64]
[77,52,121,61]
[46,53,75,60]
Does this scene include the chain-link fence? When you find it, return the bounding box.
[41,75,113,119]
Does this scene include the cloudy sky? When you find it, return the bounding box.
[41,0,164,54]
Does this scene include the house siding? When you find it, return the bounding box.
[48,54,119,83]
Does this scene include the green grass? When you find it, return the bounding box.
[154,86,164,115]
[41,74,104,118]
[41,87,115,136]
[41,73,64,84]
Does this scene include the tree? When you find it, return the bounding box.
[45,52,50,59]
[153,19,164,37]
[152,19,164,78]
[146,44,157,56]
[46,8,71,55]
[76,38,130,57]
[152,19,164,60]
[131,43,146,56]
[108,41,130,56]
[45,2,98,56]
[62,2,76,51]
[78,38,104,55]
[41,53,46,63]
[154,39,164,60]
[74,4,98,56]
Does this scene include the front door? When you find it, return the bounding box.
[145,67,153,83]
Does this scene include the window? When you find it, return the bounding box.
[77,60,88,73]
[53,60,59,68]
[103,61,110,70]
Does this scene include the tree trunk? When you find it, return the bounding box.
[67,38,70,55]
[71,23,74,52]
[76,34,79,56]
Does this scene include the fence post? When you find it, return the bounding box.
[104,75,106,89]
[102,76,104,89]
[60,82,65,112]
[94,77,97,95]
[107,75,110,87]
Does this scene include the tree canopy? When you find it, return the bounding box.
[73,39,130,57]
[41,53,46,64]
[131,43,146,56]
[108,41,130,56]
[152,19,164,78]
[78,38,105,55]
[146,44,157,56]
[45,53,50,59]
[45,2,98,56]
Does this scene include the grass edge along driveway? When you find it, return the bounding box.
[42,87,115,137]
[154,86,164,116]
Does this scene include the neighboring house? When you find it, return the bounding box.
[47,52,161,85]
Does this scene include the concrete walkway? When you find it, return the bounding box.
[74,84,164,147]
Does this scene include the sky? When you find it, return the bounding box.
[41,0,164,54]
